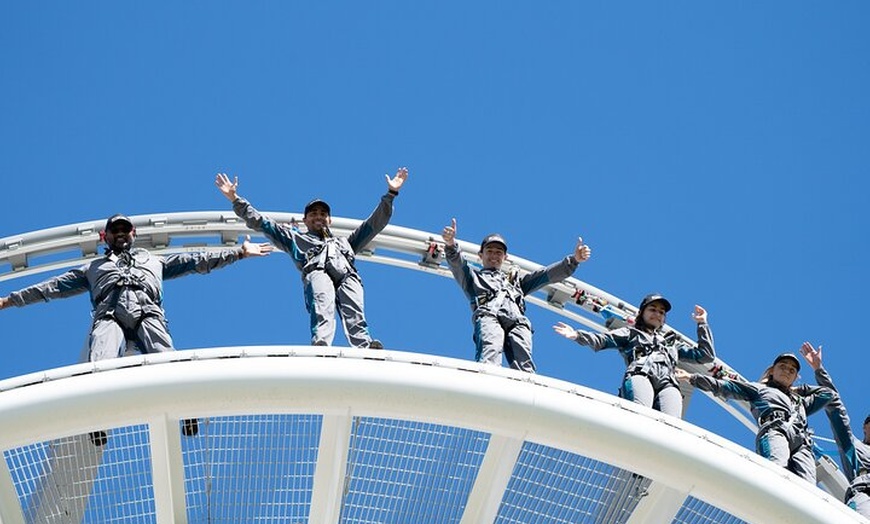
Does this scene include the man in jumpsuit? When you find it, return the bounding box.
[440,218,591,372]
[215,168,408,348]
[800,342,870,517]
[0,213,273,440]
[676,352,834,484]
[0,214,272,357]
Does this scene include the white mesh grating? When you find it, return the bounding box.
[181,414,321,523]
[497,441,646,524]
[674,496,750,524]
[339,417,489,524]
[5,425,154,524]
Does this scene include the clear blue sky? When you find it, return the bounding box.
[1,3,868,454]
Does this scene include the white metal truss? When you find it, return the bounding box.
[0,211,753,425]
[0,348,862,524]
[0,212,855,523]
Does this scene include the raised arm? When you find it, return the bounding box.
[215,173,240,202]
[518,237,590,295]
[441,217,457,247]
[442,218,478,302]
[386,167,409,193]
[574,237,591,263]
[800,342,868,481]
[347,167,409,252]
[677,305,716,364]
[215,173,300,258]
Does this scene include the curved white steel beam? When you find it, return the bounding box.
[0,348,860,524]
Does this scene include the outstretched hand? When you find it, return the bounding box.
[553,322,579,341]
[441,218,457,246]
[675,368,693,382]
[215,173,239,202]
[799,341,823,370]
[574,237,591,263]
[386,167,409,193]
[240,235,274,258]
[0,297,11,310]
[692,305,708,324]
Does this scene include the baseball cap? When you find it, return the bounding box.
[480,233,508,252]
[639,293,672,313]
[304,199,331,216]
[773,353,801,372]
[105,214,134,231]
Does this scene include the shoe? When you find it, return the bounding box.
[181,418,199,437]
[89,430,108,447]
[369,340,384,350]
[312,340,328,346]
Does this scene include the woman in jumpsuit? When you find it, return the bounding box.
[800,342,870,515]
[676,351,835,484]
[553,293,714,418]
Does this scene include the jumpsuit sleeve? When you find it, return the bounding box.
[232,197,301,257]
[689,374,760,402]
[161,249,245,280]
[799,383,836,417]
[677,322,716,364]
[444,243,478,303]
[8,266,90,306]
[347,193,395,253]
[573,326,631,352]
[518,256,579,296]
[814,367,861,481]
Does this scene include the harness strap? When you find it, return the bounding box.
[759,411,789,426]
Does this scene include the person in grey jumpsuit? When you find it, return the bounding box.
[215,169,408,348]
[0,214,272,442]
[440,218,591,373]
[554,294,715,418]
[0,214,272,359]
[676,352,835,484]
[800,342,870,516]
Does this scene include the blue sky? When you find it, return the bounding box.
[1,3,868,455]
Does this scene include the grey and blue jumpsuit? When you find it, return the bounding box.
[812,366,870,516]
[232,193,395,348]
[8,247,247,361]
[573,324,715,417]
[689,373,835,484]
[444,245,579,373]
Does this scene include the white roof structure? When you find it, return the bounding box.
[0,213,863,523]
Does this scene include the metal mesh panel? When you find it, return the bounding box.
[181,414,321,524]
[340,417,489,524]
[673,496,749,524]
[5,425,155,524]
[497,441,646,524]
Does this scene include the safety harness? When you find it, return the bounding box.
[98,250,162,347]
[471,267,525,313]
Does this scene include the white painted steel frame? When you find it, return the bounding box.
[0,348,862,524]
[0,211,756,430]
